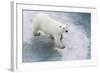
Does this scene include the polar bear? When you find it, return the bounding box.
[32,13,68,49]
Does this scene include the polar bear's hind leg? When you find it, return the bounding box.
[32,28,40,36]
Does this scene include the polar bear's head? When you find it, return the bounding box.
[55,24,69,49]
[58,24,68,33]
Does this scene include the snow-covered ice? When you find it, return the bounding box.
[22,11,91,62]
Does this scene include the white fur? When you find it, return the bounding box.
[32,13,67,49]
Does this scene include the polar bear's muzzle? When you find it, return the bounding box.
[66,30,68,32]
[60,46,65,49]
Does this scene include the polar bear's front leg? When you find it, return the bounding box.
[32,28,40,36]
[53,34,65,49]
[60,34,65,48]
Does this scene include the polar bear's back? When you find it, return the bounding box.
[33,13,54,23]
[33,13,58,28]
[32,13,62,35]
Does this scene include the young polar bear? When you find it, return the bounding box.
[32,13,68,49]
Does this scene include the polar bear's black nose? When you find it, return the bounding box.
[62,46,65,48]
[60,46,65,49]
[66,30,68,32]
